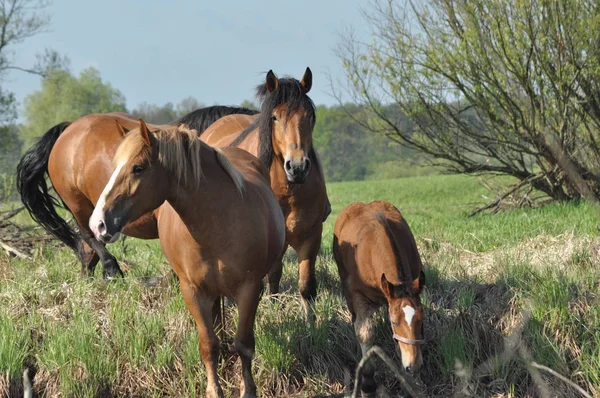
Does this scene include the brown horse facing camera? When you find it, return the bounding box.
[333,201,425,397]
[200,68,330,319]
[16,106,256,278]
[89,120,286,398]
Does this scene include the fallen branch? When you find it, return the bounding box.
[351,345,422,398]
[469,175,541,217]
[0,206,24,222]
[531,362,592,398]
[518,343,552,398]
[0,240,31,260]
[457,309,593,398]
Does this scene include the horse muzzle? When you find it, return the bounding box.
[90,214,122,244]
[284,157,311,183]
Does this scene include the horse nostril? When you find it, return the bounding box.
[285,160,292,171]
[405,365,412,373]
[304,157,311,171]
[98,220,106,235]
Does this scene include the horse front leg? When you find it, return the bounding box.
[353,298,378,398]
[291,223,322,323]
[179,280,224,398]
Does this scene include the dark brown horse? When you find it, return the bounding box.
[16,106,256,278]
[200,68,330,318]
[90,120,285,398]
[333,200,425,397]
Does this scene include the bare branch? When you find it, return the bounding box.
[351,345,422,398]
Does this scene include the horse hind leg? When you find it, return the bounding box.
[75,238,99,277]
[233,281,262,398]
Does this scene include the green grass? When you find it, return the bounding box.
[1,174,599,397]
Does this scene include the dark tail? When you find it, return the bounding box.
[16,122,79,251]
[174,105,259,135]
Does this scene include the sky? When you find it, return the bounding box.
[4,0,370,115]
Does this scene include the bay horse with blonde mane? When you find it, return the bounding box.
[89,120,285,398]
[333,201,425,397]
[200,68,330,317]
[16,106,256,278]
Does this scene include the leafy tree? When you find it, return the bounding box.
[176,96,203,117]
[21,67,127,147]
[132,102,177,125]
[132,97,205,124]
[338,0,600,203]
[0,1,65,126]
[314,105,370,181]
[0,0,66,201]
[314,104,430,181]
[240,99,258,110]
[0,124,21,173]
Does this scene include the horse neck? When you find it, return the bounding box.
[373,228,412,284]
[165,144,239,231]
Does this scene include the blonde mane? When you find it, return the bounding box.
[114,124,245,193]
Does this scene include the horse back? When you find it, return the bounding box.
[200,114,260,152]
[49,114,140,201]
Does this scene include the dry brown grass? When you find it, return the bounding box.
[1,230,598,398]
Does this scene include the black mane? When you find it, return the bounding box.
[174,105,258,134]
[230,76,316,167]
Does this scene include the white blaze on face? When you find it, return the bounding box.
[89,162,124,240]
[403,305,416,331]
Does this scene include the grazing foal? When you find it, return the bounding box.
[333,201,425,397]
[89,120,286,398]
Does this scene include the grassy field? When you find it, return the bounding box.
[1,174,599,397]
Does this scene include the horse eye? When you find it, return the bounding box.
[132,165,144,175]
[272,114,278,122]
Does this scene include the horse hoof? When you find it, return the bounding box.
[205,386,225,398]
[140,275,164,286]
[102,267,124,280]
[240,385,257,398]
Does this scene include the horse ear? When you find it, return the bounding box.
[381,273,396,298]
[412,271,425,293]
[138,118,151,147]
[115,120,129,137]
[300,67,312,93]
[266,70,279,93]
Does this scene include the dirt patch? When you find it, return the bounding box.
[0,207,62,260]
